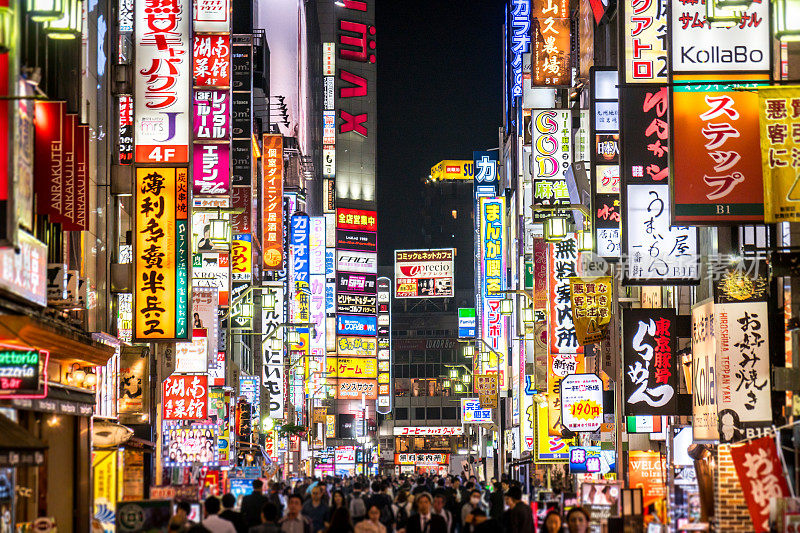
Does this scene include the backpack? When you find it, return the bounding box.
[393,504,409,529]
[378,498,395,528]
[350,495,366,519]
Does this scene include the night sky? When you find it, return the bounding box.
[376,0,506,265]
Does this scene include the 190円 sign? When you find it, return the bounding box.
[560,373,603,432]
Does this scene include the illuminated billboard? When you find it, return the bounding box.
[394,249,454,298]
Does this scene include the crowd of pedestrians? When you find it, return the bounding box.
[167,474,591,533]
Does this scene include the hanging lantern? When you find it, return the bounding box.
[0,4,15,52]
[210,217,230,243]
[27,0,64,22]
[43,0,81,39]
[775,0,800,41]
[521,307,535,325]
[576,230,593,252]
[462,344,474,358]
[544,217,568,242]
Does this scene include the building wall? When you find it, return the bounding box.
[714,445,752,532]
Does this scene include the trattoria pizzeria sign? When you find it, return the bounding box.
[0,345,47,397]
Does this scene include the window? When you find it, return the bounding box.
[395,408,408,420]
[410,365,418,378]
[414,407,426,420]
[442,407,458,419]
[395,351,409,364]
[426,407,441,419]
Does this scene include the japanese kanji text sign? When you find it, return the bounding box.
[193,35,231,88]
[560,373,603,432]
[134,168,190,341]
[531,0,570,86]
[758,86,800,222]
[262,134,283,270]
[162,374,208,420]
[569,276,612,345]
[623,0,667,84]
[623,308,678,416]
[672,75,767,223]
[479,197,508,388]
[135,0,190,163]
[691,299,719,441]
[394,248,454,298]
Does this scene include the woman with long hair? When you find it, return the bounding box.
[326,506,355,533]
[354,505,387,533]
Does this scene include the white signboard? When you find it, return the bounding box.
[670,1,770,74]
[337,250,377,274]
[175,330,208,373]
[193,0,230,32]
[461,398,492,424]
[394,249,455,298]
[691,299,719,442]
[560,373,603,432]
[625,185,699,282]
[134,0,190,163]
[715,300,772,443]
[262,283,285,419]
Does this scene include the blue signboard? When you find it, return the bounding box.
[336,314,377,336]
[568,446,617,475]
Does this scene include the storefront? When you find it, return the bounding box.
[394,453,449,476]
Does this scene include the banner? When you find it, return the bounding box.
[479,197,508,387]
[547,352,584,436]
[394,249,454,298]
[758,86,800,222]
[262,282,285,419]
[730,436,792,533]
[335,379,377,400]
[534,402,569,463]
[531,0,570,86]
[569,277,611,345]
[134,168,190,341]
[622,308,678,416]
[628,451,666,509]
[461,398,492,424]
[119,346,149,415]
[548,234,582,354]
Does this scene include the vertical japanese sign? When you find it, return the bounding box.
[530,0,570,86]
[119,95,134,164]
[622,0,667,84]
[231,35,253,189]
[622,308,678,416]
[134,0,190,163]
[547,351,584,436]
[290,214,311,327]
[134,168,190,341]
[569,277,612,345]
[262,134,284,270]
[758,86,800,222]
[730,436,792,533]
[590,68,621,258]
[620,68,699,283]
[192,144,230,196]
[691,299,718,441]
[531,109,572,218]
[509,0,530,98]
[262,283,285,420]
[231,234,252,281]
[715,296,771,443]
[479,197,508,388]
[193,90,230,140]
[672,75,767,223]
[162,375,208,420]
[193,35,231,88]
[548,233,582,355]
[377,277,392,413]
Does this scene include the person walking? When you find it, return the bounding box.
[432,492,453,533]
[405,493,447,533]
[325,507,354,533]
[354,505,387,533]
[248,502,282,533]
[281,495,313,533]
[303,486,331,533]
[503,486,534,533]
[242,481,270,529]
[565,508,589,533]
[219,493,248,533]
[539,511,562,533]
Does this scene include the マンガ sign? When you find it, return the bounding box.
[394,249,454,298]
[561,373,603,432]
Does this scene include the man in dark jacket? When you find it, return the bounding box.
[406,493,448,533]
[503,486,534,533]
[242,480,270,528]
[219,493,248,533]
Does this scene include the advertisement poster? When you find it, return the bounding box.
[569,276,612,345]
[691,299,719,441]
[163,423,218,467]
[560,373,603,432]
[628,451,667,509]
[758,86,800,222]
[547,352,585,436]
[394,249,454,298]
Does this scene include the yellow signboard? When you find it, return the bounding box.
[134,167,190,341]
[337,336,377,357]
[430,160,474,181]
[759,86,800,222]
[327,357,378,379]
[93,450,119,529]
[569,276,612,345]
[325,414,336,438]
[534,403,570,464]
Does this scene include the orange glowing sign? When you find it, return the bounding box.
[262,134,283,270]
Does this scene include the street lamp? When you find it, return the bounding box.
[43,0,80,38]
[27,0,64,21]
[462,344,475,358]
[287,329,301,345]
[775,0,800,41]
[544,217,567,242]
[500,298,513,316]
[576,230,593,252]
[521,306,535,325]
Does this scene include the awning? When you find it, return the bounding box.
[0,315,115,366]
[0,413,46,466]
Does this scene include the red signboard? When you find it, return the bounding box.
[162,374,208,420]
[336,208,377,232]
[34,101,65,224]
[193,35,231,88]
[730,436,792,533]
[262,134,283,270]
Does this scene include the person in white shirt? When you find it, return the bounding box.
[202,496,237,533]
